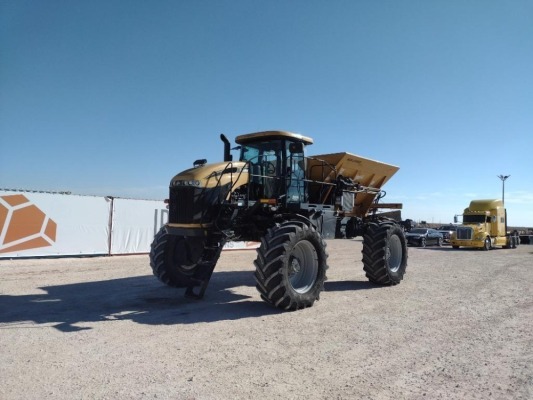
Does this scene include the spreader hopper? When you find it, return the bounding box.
[307,152,400,217]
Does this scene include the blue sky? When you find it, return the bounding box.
[1,0,532,226]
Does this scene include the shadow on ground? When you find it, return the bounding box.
[0,270,379,332]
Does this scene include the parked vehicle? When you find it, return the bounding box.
[400,218,416,232]
[150,130,408,311]
[450,199,519,250]
[406,228,443,247]
[437,224,457,242]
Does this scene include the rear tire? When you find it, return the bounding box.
[362,221,408,285]
[254,221,329,311]
[150,227,214,288]
[345,218,357,239]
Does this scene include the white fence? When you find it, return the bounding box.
[0,190,256,258]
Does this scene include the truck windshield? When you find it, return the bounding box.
[239,140,283,199]
[463,215,489,223]
[239,140,282,165]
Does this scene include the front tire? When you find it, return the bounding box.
[483,237,491,251]
[362,221,408,285]
[254,221,329,311]
[149,227,213,288]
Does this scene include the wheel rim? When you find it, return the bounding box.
[288,240,319,293]
[387,234,403,273]
[172,237,204,273]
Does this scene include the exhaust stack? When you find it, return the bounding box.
[220,134,232,162]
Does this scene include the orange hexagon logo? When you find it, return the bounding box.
[0,194,57,254]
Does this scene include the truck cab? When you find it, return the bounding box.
[450,199,517,250]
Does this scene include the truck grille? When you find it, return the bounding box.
[168,184,231,224]
[169,187,197,224]
[456,227,473,240]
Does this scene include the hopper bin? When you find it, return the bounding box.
[307,152,399,217]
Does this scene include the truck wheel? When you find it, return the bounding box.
[254,221,329,311]
[362,221,407,285]
[483,237,491,251]
[149,227,212,288]
[345,218,356,239]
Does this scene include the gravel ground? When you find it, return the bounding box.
[1,240,532,400]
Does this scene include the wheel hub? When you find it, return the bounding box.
[387,234,403,273]
[288,240,319,294]
[289,257,301,275]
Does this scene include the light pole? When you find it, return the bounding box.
[497,175,510,205]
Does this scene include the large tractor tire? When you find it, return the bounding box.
[149,227,218,289]
[254,221,329,311]
[362,221,408,285]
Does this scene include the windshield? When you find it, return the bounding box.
[239,140,283,165]
[463,215,489,224]
[409,228,427,234]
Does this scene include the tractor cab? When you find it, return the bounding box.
[235,131,313,206]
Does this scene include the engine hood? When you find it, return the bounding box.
[170,161,248,189]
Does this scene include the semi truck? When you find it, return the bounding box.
[450,199,519,250]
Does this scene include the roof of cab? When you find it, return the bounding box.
[235,130,314,145]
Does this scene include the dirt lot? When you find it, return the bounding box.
[1,240,532,400]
